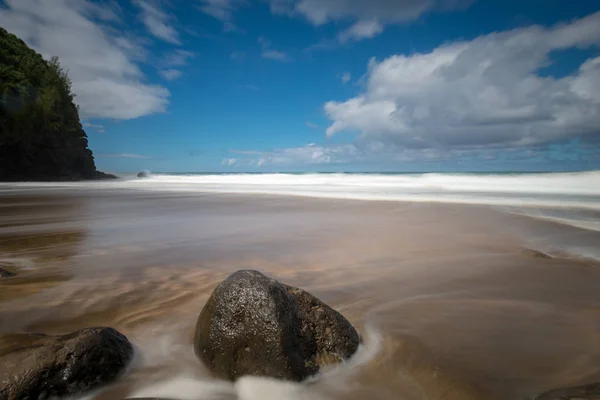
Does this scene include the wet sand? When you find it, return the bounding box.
[1,190,600,400]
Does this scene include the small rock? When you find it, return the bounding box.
[0,267,15,277]
[0,327,134,400]
[535,382,600,399]
[194,270,359,382]
[137,171,150,178]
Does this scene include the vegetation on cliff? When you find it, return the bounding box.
[0,27,114,181]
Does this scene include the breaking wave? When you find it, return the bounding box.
[3,171,600,210]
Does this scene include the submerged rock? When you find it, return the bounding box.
[137,171,150,178]
[194,269,359,382]
[0,327,133,400]
[536,382,600,399]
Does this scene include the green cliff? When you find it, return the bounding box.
[0,27,115,181]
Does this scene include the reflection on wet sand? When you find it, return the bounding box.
[1,191,600,399]
[0,194,89,302]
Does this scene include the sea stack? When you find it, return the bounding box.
[194,269,360,382]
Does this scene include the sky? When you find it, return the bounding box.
[1,0,600,173]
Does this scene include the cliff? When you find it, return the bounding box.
[0,27,116,181]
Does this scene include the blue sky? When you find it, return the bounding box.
[1,0,600,172]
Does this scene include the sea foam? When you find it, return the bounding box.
[2,171,600,210]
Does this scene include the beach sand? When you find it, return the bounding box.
[1,190,600,400]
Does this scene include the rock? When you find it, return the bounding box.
[0,327,134,400]
[94,171,119,180]
[194,269,360,382]
[137,171,150,178]
[0,267,15,277]
[535,382,600,399]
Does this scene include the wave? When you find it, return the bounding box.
[3,171,599,211]
[116,325,382,400]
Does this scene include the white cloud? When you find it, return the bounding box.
[339,19,383,42]
[269,0,473,41]
[160,69,183,80]
[191,0,472,42]
[262,50,291,61]
[341,71,351,84]
[199,0,240,20]
[325,12,600,149]
[232,144,359,166]
[306,121,319,129]
[0,0,170,120]
[222,158,238,166]
[162,49,195,67]
[134,0,181,45]
[83,122,104,130]
[259,36,291,62]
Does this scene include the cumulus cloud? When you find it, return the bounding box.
[134,0,181,44]
[325,12,600,149]
[0,0,170,120]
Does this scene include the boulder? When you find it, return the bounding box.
[137,171,150,178]
[0,327,134,400]
[194,269,359,382]
[535,382,600,399]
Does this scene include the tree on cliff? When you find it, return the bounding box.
[0,26,114,181]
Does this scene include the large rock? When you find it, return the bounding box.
[535,382,600,399]
[0,327,134,400]
[194,270,360,382]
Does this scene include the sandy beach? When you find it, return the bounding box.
[1,187,600,400]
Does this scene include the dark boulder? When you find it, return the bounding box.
[535,382,600,399]
[0,327,134,400]
[137,171,150,178]
[194,269,359,382]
